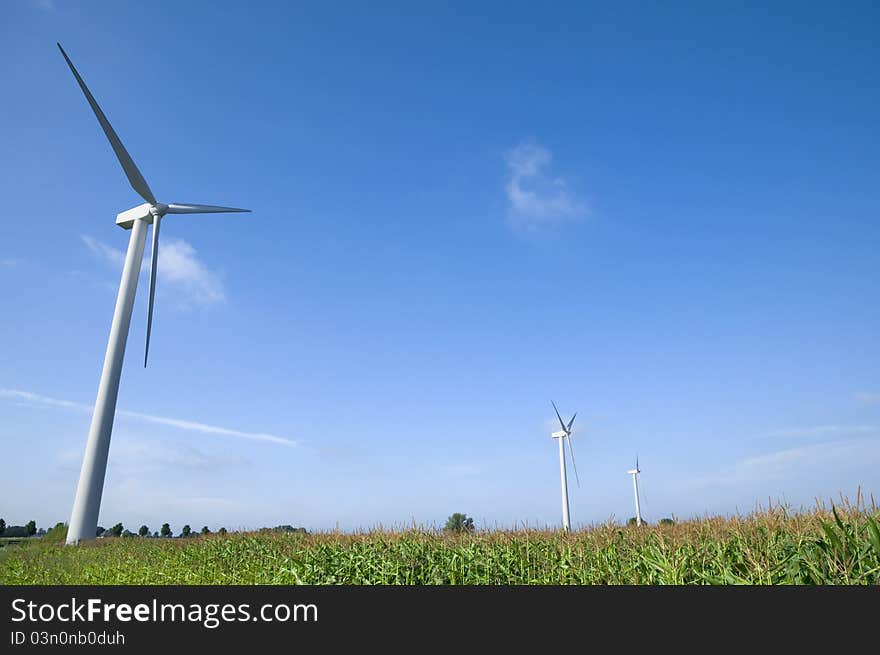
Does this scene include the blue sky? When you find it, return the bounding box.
[1,1,879,533]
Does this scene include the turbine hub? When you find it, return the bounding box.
[150,203,168,217]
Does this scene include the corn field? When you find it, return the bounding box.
[2,504,879,585]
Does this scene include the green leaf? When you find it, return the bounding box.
[866,516,880,557]
[820,520,843,555]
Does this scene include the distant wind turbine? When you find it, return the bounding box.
[627,456,643,527]
[58,43,251,545]
[550,400,580,532]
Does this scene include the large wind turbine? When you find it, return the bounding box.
[550,400,580,532]
[627,457,643,527]
[58,44,250,544]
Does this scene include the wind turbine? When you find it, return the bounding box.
[58,44,250,544]
[627,457,643,527]
[550,400,580,532]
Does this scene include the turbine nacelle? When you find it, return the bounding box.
[114,203,170,230]
[551,430,567,439]
[627,456,640,476]
[115,203,154,229]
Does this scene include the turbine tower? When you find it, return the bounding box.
[58,44,250,544]
[550,400,580,532]
[627,457,642,527]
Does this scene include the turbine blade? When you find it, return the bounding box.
[144,216,161,367]
[636,454,639,472]
[57,43,156,205]
[551,400,567,433]
[567,436,580,488]
[165,204,251,214]
[567,412,577,431]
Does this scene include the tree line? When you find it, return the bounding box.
[2,515,675,539]
[0,518,307,539]
[95,523,308,538]
[0,518,38,538]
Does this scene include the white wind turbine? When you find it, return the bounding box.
[627,456,643,527]
[58,44,250,544]
[550,400,580,532]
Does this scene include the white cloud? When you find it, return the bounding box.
[30,0,56,10]
[82,235,125,268]
[81,234,225,307]
[157,239,225,306]
[118,409,295,447]
[855,392,880,405]
[504,142,587,230]
[0,388,297,448]
[1,389,88,412]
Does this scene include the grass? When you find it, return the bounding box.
[2,501,879,585]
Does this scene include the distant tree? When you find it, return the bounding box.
[109,523,124,537]
[218,527,227,535]
[37,528,47,536]
[200,526,210,535]
[44,523,68,543]
[138,525,150,537]
[181,525,192,538]
[25,520,37,536]
[270,525,307,534]
[96,526,106,537]
[444,513,475,533]
[160,523,172,538]
[1,526,29,538]
[0,518,6,535]
[627,517,649,526]
[153,531,159,537]
[659,518,675,526]
[122,529,134,538]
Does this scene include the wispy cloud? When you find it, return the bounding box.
[157,239,225,306]
[0,388,297,448]
[82,235,125,268]
[118,409,295,447]
[855,392,880,405]
[504,142,587,231]
[81,235,225,306]
[765,425,878,439]
[1,389,87,412]
[689,436,880,490]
